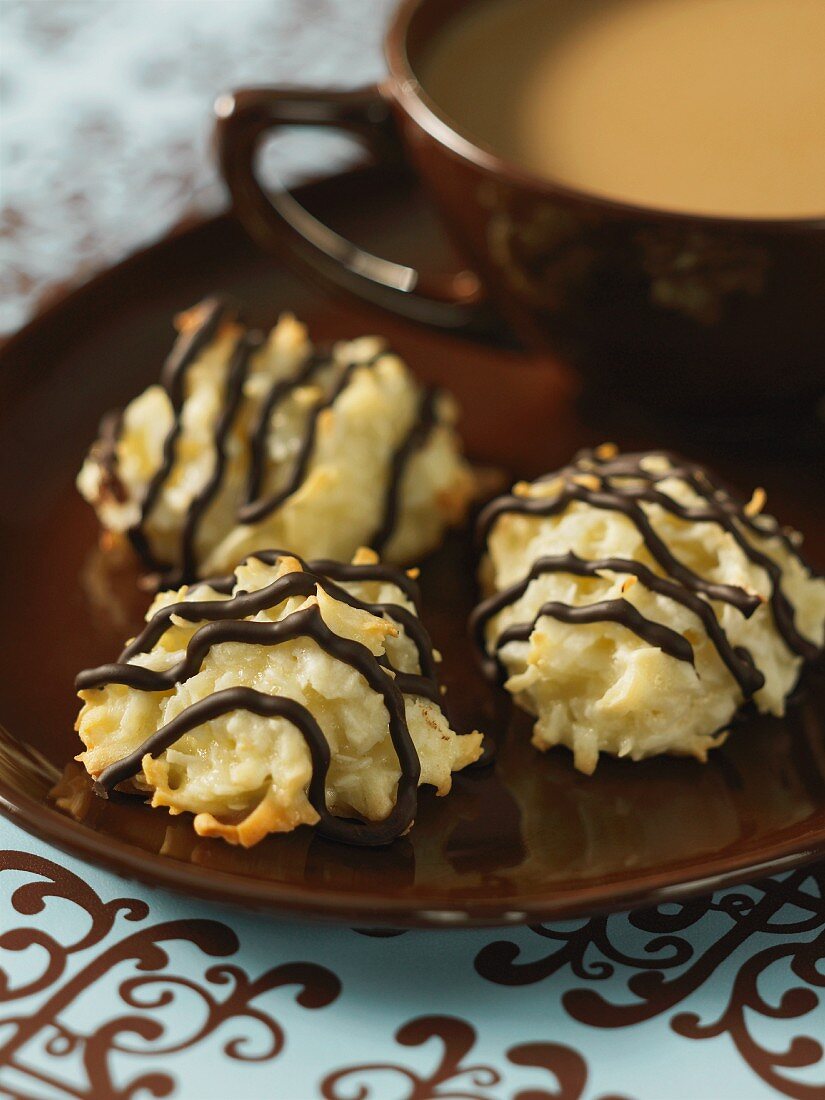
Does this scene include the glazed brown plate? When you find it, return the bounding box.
[1,168,824,928]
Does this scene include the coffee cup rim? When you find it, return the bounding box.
[385,0,825,231]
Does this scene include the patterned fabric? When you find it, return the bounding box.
[0,0,393,333]
[0,816,823,1099]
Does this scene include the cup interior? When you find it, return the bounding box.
[390,0,825,225]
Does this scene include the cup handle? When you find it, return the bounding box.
[214,84,489,331]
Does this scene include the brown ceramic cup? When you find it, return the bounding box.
[214,0,825,413]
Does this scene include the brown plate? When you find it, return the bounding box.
[1,167,824,928]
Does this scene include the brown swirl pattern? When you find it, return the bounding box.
[320,1014,632,1100]
[0,850,340,1099]
[1,844,822,1098]
[475,864,825,1099]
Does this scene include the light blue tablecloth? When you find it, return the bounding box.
[1,813,822,1099]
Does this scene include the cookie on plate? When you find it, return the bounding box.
[76,549,483,846]
[78,297,475,586]
[473,446,825,774]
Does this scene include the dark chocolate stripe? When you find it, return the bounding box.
[97,690,407,846]
[113,555,432,678]
[578,448,815,653]
[93,409,127,504]
[587,448,806,566]
[245,557,434,677]
[372,388,439,555]
[478,483,758,613]
[127,297,232,575]
[300,555,422,607]
[76,552,460,844]
[387,669,442,704]
[174,331,263,586]
[614,478,817,660]
[100,318,444,582]
[238,550,423,606]
[496,598,694,664]
[375,603,438,682]
[238,354,379,525]
[244,349,328,506]
[84,596,424,692]
[90,607,420,846]
[471,552,763,694]
[475,450,821,696]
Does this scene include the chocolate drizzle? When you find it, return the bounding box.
[75,553,458,846]
[372,389,439,556]
[95,687,409,845]
[474,449,821,691]
[92,409,127,505]
[237,358,366,525]
[98,305,443,583]
[127,297,232,575]
[243,349,327,507]
[471,552,764,694]
[497,597,694,663]
[175,330,262,586]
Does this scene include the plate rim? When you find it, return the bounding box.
[2,770,824,927]
[2,199,824,928]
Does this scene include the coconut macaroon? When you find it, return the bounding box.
[77,297,475,587]
[472,446,825,775]
[75,549,483,846]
